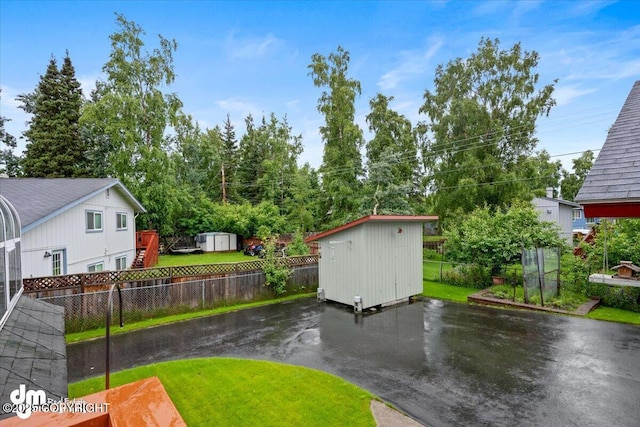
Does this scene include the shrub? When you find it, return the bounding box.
[260,234,291,296]
[444,201,566,276]
[423,248,440,260]
[443,264,492,289]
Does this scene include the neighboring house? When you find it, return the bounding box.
[576,80,640,217]
[533,189,581,246]
[571,207,599,235]
[0,178,145,278]
[306,215,438,311]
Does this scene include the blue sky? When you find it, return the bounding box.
[1,1,639,170]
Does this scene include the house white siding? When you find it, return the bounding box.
[21,188,137,277]
[318,220,423,309]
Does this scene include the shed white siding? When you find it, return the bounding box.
[195,232,237,252]
[21,189,137,277]
[318,221,423,309]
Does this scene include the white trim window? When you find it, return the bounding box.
[115,255,127,270]
[52,250,65,276]
[86,210,103,232]
[87,262,104,273]
[116,212,128,230]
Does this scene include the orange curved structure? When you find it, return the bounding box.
[3,377,186,427]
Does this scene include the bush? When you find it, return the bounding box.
[443,264,492,289]
[423,248,440,260]
[444,201,566,276]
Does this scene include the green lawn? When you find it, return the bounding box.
[69,358,376,427]
[157,251,249,266]
[423,280,478,302]
[587,306,640,325]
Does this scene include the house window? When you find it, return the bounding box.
[572,210,583,220]
[52,250,65,276]
[116,212,127,230]
[115,256,127,270]
[87,262,104,273]
[86,211,103,232]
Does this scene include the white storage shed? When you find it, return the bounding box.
[195,232,237,252]
[307,215,438,311]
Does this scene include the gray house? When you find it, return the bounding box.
[533,188,581,246]
[306,215,438,311]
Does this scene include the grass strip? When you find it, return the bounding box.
[422,280,478,303]
[586,306,640,325]
[69,358,376,427]
[66,293,314,344]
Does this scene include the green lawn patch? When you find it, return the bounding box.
[422,280,478,303]
[587,306,640,325]
[157,251,249,266]
[69,358,376,427]
[66,293,314,344]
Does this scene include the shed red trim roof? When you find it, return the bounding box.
[305,215,439,242]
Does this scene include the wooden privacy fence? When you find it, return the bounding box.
[40,264,319,333]
[23,255,318,297]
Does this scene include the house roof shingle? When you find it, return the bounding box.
[575,80,640,204]
[0,178,145,232]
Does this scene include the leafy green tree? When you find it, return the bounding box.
[522,150,563,198]
[309,46,364,227]
[0,90,21,177]
[20,53,86,177]
[444,201,565,276]
[419,38,557,218]
[284,163,321,232]
[561,150,594,201]
[360,150,412,215]
[81,14,183,235]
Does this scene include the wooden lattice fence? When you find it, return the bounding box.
[24,255,318,298]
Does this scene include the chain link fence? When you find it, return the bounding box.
[40,265,318,333]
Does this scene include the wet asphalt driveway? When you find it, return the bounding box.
[67,298,640,426]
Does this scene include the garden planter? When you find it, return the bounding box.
[492,276,506,285]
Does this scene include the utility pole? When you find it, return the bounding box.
[221,162,227,204]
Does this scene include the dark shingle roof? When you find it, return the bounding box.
[0,178,145,232]
[576,81,640,204]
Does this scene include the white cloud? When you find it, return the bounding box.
[552,85,596,106]
[225,31,282,59]
[377,39,443,91]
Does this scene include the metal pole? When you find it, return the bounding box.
[106,284,124,390]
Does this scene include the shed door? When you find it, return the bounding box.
[215,234,228,251]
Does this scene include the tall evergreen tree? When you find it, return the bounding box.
[220,114,239,203]
[309,46,364,228]
[20,53,86,177]
[235,113,302,209]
